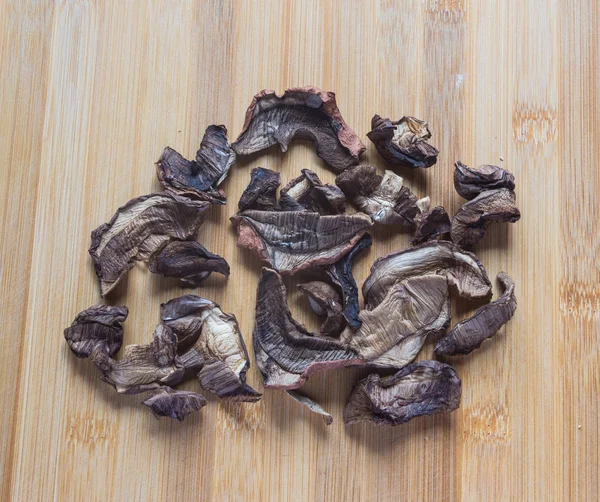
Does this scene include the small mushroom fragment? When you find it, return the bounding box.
[89,192,210,297]
[148,240,230,287]
[285,390,333,425]
[142,386,207,421]
[230,210,372,275]
[232,87,365,172]
[454,161,515,200]
[343,360,462,426]
[362,241,492,310]
[279,169,346,214]
[238,167,281,211]
[367,115,439,168]
[64,305,128,358]
[450,188,521,248]
[298,281,345,336]
[411,198,451,245]
[156,125,236,204]
[435,272,517,356]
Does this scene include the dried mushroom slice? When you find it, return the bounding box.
[253,268,361,389]
[411,201,451,245]
[89,192,209,297]
[232,87,365,172]
[142,387,207,421]
[435,272,517,356]
[156,125,235,203]
[148,240,230,287]
[279,169,346,215]
[238,167,281,211]
[298,281,345,336]
[367,115,439,168]
[454,161,515,200]
[451,188,521,248]
[230,210,372,275]
[64,305,128,358]
[285,390,333,425]
[343,360,462,426]
[362,240,492,309]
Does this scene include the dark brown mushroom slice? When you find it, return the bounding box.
[232,87,365,172]
[285,390,333,425]
[142,387,207,421]
[435,272,517,356]
[156,125,235,204]
[230,210,372,275]
[451,188,521,248]
[279,169,346,215]
[362,240,492,310]
[454,161,516,200]
[335,165,382,198]
[147,240,230,287]
[367,115,439,168]
[238,167,281,211]
[253,268,362,389]
[298,281,345,336]
[64,305,128,358]
[343,360,462,426]
[411,198,452,245]
[89,192,210,297]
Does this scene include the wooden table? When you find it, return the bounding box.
[1,1,597,500]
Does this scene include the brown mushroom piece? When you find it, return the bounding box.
[450,188,521,248]
[230,210,372,275]
[411,198,451,245]
[367,115,439,168]
[343,360,462,426]
[285,390,333,425]
[148,240,230,287]
[454,161,515,200]
[64,305,128,358]
[232,87,365,172]
[435,272,517,356]
[89,192,209,297]
[156,125,236,204]
[298,281,345,336]
[279,169,346,215]
[362,240,492,310]
[142,386,207,421]
[161,295,262,402]
[238,167,281,211]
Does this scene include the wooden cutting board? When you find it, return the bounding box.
[1,1,597,500]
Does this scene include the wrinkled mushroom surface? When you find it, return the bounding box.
[232,87,365,172]
[286,390,333,425]
[454,161,515,200]
[279,169,346,214]
[142,386,207,421]
[412,205,451,245]
[298,281,345,336]
[238,167,281,211]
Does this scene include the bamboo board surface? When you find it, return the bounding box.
[0,1,598,500]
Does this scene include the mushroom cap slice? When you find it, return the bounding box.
[280,169,346,215]
[411,205,451,245]
[285,390,333,425]
[298,281,345,336]
[142,387,207,421]
[454,161,515,200]
[238,167,281,211]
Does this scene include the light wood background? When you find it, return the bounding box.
[1,0,598,500]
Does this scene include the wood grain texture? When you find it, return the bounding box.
[0,0,597,500]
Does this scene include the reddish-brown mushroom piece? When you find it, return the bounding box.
[454,161,515,200]
[238,167,281,211]
[411,198,451,245]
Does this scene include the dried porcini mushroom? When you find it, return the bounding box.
[230,210,372,275]
[298,281,344,336]
[285,390,333,425]
[142,387,207,421]
[279,169,346,215]
[89,192,209,297]
[362,240,492,310]
[232,87,365,172]
[435,272,517,356]
[367,115,439,168]
[253,268,361,389]
[343,360,461,426]
[454,161,515,200]
[411,199,451,245]
[156,125,235,204]
[148,240,230,287]
[161,295,262,402]
[450,188,521,248]
[64,305,128,358]
[238,167,281,211]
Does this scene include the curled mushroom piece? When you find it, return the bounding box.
[411,199,451,245]
[89,192,210,297]
[230,210,372,275]
[451,188,521,248]
[454,161,515,200]
[64,305,128,358]
[343,361,462,426]
[279,169,346,215]
[142,387,207,421]
[232,87,365,172]
[298,281,345,336]
[285,390,333,425]
[156,125,236,204]
[435,272,517,356]
[367,115,439,168]
[238,167,281,211]
[148,240,230,287]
